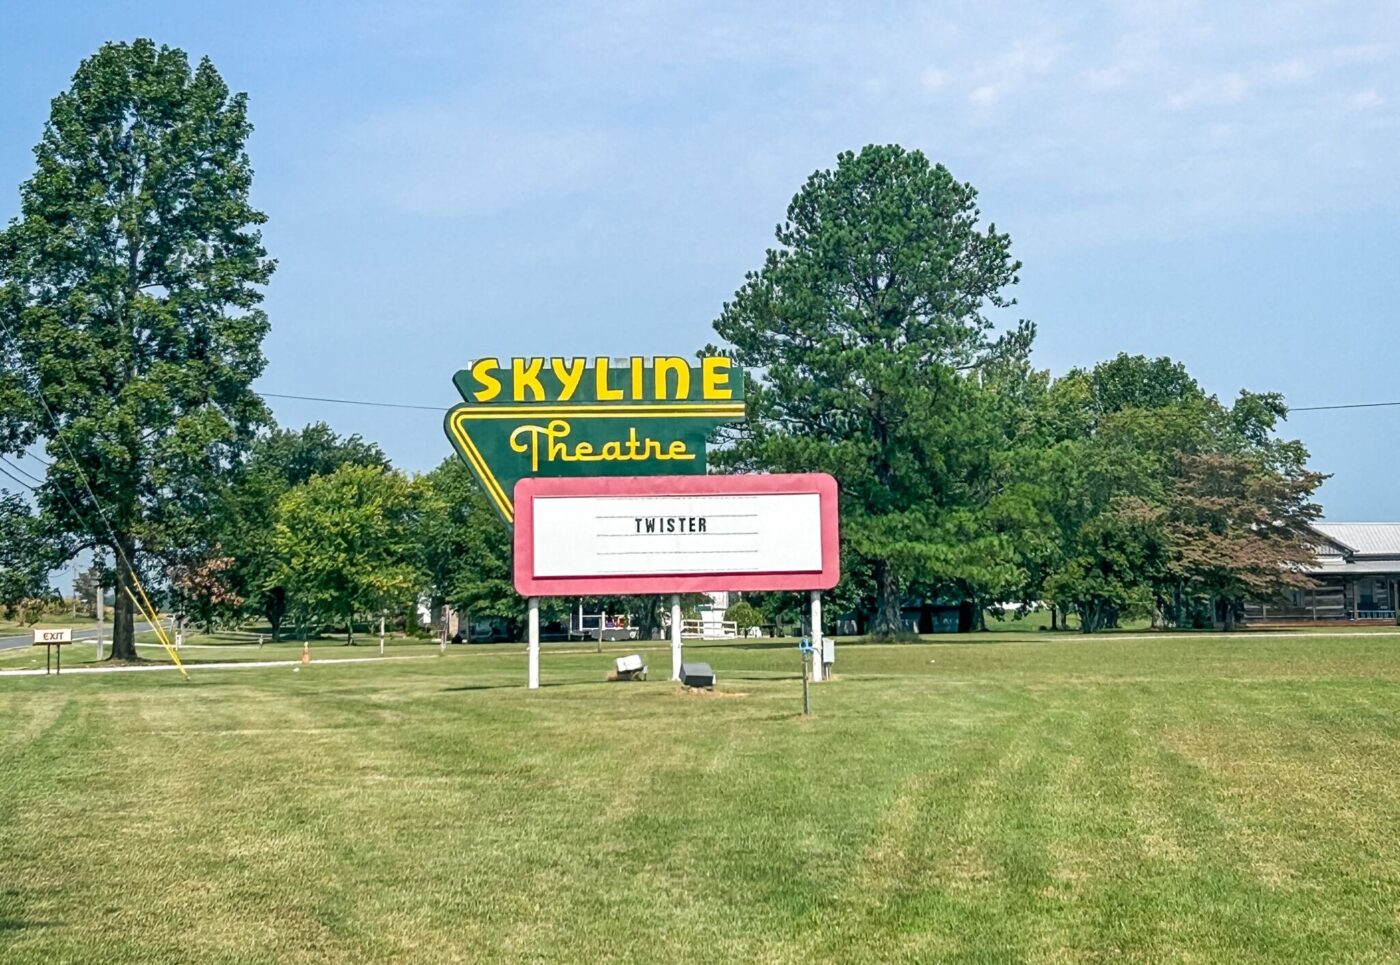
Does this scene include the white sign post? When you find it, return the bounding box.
[670,594,683,681]
[527,597,540,690]
[513,474,840,691]
[529,492,824,581]
[810,590,824,682]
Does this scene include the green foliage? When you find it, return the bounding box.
[271,465,421,643]
[711,144,1029,638]
[724,600,764,632]
[1165,452,1325,629]
[0,492,59,624]
[1044,498,1168,632]
[219,422,389,637]
[1023,354,1322,631]
[0,39,272,658]
[73,564,103,616]
[412,456,526,632]
[167,551,243,633]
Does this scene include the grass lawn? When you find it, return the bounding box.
[2,632,1399,962]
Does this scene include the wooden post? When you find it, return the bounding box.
[527,597,540,690]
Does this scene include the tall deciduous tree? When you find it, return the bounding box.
[271,465,420,644]
[711,145,1028,638]
[0,40,273,659]
[220,423,388,639]
[1166,453,1323,630]
[167,551,242,633]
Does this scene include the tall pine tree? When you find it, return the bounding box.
[712,145,1028,637]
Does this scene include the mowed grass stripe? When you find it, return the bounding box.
[1,635,1399,962]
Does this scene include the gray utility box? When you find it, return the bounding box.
[680,662,715,689]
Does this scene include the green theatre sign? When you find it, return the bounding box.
[445,356,746,524]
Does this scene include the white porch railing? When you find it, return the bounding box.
[681,618,737,639]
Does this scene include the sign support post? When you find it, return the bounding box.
[527,597,540,690]
[670,594,682,681]
[810,590,824,682]
[33,628,72,674]
[801,640,811,715]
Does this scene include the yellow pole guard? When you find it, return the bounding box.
[120,581,161,642]
[125,586,189,680]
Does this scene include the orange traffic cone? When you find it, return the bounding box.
[301,641,311,666]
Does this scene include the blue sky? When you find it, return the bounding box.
[2,1,1397,519]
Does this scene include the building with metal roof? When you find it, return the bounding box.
[1247,522,1400,622]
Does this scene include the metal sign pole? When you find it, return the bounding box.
[802,643,811,715]
[527,597,540,690]
[810,590,824,682]
[670,594,682,681]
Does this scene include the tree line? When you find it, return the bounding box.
[0,42,1324,654]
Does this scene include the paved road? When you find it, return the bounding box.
[0,619,169,652]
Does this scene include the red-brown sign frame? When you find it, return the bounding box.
[513,473,840,597]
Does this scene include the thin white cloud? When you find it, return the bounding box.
[333,0,1400,243]
[1347,88,1384,111]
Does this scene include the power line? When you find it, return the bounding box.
[257,389,1400,416]
[0,460,38,494]
[0,455,45,486]
[1290,401,1400,412]
[262,391,444,412]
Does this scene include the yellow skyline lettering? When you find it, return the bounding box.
[508,420,697,471]
[551,357,586,400]
[654,356,690,400]
[701,356,733,400]
[594,356,624,401]
[470,358,502,402]
[512,357,546,401]
[467,356,741,404]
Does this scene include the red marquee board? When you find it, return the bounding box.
[513,473,840,597]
